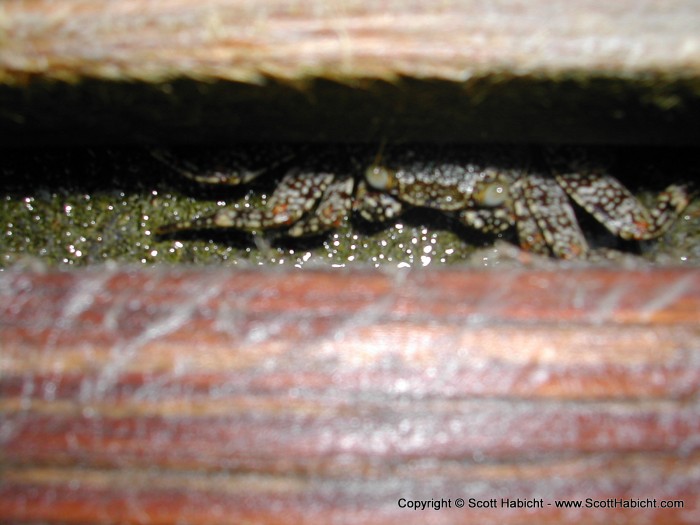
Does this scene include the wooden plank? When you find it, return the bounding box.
[5,0,700,83]
[1,267,699,524]
[3,0,699,83]
[1,0,699,143]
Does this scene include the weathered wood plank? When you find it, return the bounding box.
[1,267,699,523]
[1,0,699,143]
[3,0,699,83]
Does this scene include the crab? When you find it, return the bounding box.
[154,146,691,259]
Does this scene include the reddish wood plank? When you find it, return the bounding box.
[1,267,699,524]
[1,458,698,525]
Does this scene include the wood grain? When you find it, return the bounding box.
[1,267,699,524]
[1,0,699,143]
[2,0,699,83]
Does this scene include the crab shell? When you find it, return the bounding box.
[366,160,689,259]
[156,147,691,260]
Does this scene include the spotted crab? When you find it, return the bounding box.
[154,146,691,259]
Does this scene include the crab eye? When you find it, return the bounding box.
[477,181,509,207]
[365,165,396,191]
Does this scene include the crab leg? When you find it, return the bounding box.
[286,176,355,237]
[555,173,690,240]
[516,173,589,259]
[151,148,293,186]
[158,171,334,234]
[458,208,514,234]
[354,180,405,223]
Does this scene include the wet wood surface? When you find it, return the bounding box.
[1,267,699,524]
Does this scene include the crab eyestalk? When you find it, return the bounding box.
[474,180,510,207]
[365,164,397,192]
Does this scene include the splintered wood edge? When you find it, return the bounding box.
[1,267,699,524]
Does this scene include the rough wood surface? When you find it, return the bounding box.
[1,267,699,524]
[2,0,699,83]
[1,0,699,143]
